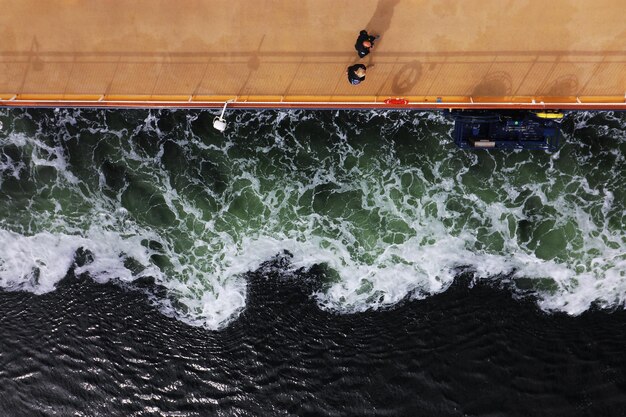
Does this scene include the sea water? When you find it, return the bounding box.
[0,108,624,329]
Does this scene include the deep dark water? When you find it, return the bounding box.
[1,271,626,417]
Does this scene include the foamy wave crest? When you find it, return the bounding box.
[0,229,157,293]
[0,228,249,329]
[301,228,626,317]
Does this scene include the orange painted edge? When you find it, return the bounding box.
[0,94,624,110]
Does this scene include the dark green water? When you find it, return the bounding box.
[0,108,624,329]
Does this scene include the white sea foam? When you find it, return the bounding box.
[0,227,249,329]
[0,229,157,293]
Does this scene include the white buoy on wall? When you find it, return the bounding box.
[213,117,227,132]
[213,99,235,132]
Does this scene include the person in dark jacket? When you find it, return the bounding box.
[355,30,379,58]
[347,64,367,85]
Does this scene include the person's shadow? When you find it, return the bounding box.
[365,0,400,35]
[363,0,400,66]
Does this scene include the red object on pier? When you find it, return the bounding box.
[384,98,409,105]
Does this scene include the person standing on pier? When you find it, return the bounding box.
[355,30,379,58]
[347,64,367,85]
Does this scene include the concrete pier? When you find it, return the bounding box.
[0,0,624,109]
